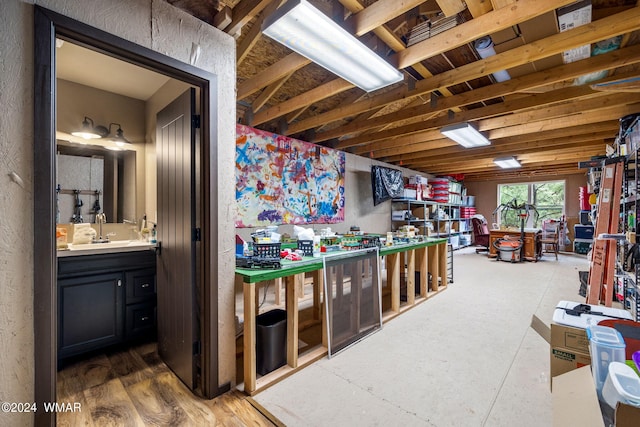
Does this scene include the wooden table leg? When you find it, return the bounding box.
[428,245,439,292]
[439,243,448,287]
[416,247,428,298]
[285,275,299,368]
[312,269,323,321]
[243,281,256,393]
[387,252,400,312]
[407,249,415,305]
[274,278,283,306]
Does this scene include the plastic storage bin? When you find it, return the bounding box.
[587,325,626,397]
[601,362,640,409]
[574,225,595,239]
[256,309,287,375]
[573,238,593,254]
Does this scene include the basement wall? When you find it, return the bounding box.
[465,173,588,248]
[0,2,236,425]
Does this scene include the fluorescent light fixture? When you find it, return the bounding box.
[493,156,522,169]
[262,0,404,92]
[440,122,491,148]
[474,36,510,82]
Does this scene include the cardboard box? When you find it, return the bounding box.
[411,206,429,220]
[550,346,591,380]
[552,366,604,427]
[552,364,640,427]
[534,315,640,427]
[551,323,589,354]
[533,320,592,384]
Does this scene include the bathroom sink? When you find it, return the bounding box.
[60,240,156,256]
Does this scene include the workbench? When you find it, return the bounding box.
[235,238,448,395]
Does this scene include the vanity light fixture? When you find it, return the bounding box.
[71,116,104,139]
[108,123,132,147]
[440,122,491,148]
[262,0,404,92]
[493,156,522,169]
[69,117,133,150]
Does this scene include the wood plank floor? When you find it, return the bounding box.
[57,342,281,427]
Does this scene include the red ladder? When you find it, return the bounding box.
[586,160,623,306]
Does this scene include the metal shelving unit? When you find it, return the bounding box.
[390,199,472,249]
[620,115,640,321]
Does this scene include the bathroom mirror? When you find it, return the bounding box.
[55,142,136,224]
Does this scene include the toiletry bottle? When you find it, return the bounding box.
[150,224,157,244]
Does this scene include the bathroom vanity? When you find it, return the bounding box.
[57,243,157,361]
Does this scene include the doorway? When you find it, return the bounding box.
[34,6,228,425]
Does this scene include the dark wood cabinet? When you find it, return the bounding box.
[488,229,542,262]
[58,251,156,360]
[58,272,124,359]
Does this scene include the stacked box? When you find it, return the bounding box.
[460,207,477,218]
[573,238,593,254]
[430,178,450,203]
[574,225,594,239]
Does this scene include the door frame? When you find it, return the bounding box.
[34,6,227,425]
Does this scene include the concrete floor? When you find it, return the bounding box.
[252,247,590,426]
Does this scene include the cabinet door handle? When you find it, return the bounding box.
[141,283,150,288]
[118,279,122,287]
[141,316,150,321]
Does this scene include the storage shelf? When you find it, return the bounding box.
[391,197,472,244]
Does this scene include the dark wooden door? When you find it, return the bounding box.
[156,88,197,390]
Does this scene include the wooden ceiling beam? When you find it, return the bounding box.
[320,46,640,143]
[464,166,586,182]
[296,36,640,142]
[252,78,354,125]
[346,0,427,36]
[405,139,606,169]
[236,0,285,65]
[465,0,493,17]
[345,87,631,153]
[251,72,294,113]
[393,0,578,69]
[479,92,639,132]
[388,132,612,164]
[405,7,640,97]
[237,53,310,100]
[361,119,619,158]
[405,150,606,172]
[339,85,604,150]
[225,0,273,37]
[425,149,602,174]
[487,102,640,140]
[434,0,466,17]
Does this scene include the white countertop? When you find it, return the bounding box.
[57,240,157,257]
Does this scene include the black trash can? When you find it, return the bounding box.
[256,309,287,375]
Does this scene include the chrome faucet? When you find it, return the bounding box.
[95,213,108,243]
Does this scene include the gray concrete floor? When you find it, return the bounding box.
[252,247,590,426]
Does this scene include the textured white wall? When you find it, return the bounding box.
[0,2,36,426]
[0,1,236,424]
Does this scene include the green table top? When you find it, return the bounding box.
[236,237,447,283]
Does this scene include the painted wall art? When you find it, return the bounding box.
[235,124,345,227]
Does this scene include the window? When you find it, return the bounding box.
[497,181,565,228]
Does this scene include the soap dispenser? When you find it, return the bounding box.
[150,224,157,244]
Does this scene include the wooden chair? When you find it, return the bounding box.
[540,221,560,260]
[471,216,490,253]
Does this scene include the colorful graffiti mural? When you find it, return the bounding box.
[235,124,345,227]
